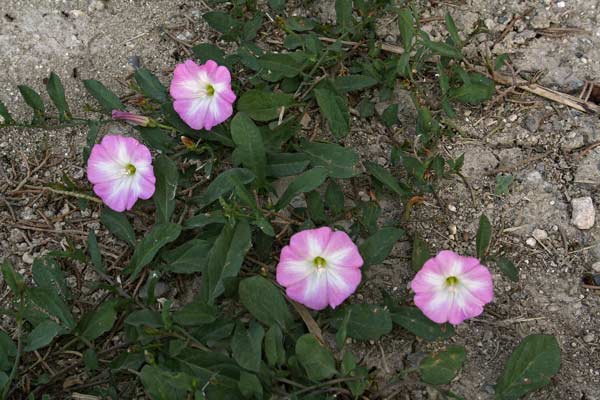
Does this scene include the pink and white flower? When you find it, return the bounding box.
[276,227,363,311]
[87,135,156,212]
[411,250,494,325]
[169,60,236,131]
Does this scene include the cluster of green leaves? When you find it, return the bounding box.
[0,0,559,399]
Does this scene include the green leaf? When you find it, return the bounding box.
[135,68,168,103]
[232,321,264,372]
[300,141,359,179]
[335,0,354,34]
[161,239,212,274]
[449,73,495,104]
[192,43,226,65]
[258,53,305,78]
[172,298,218,326]
[46,72,70,120]
[83,120,100,164]
[24,320,60,352]
[445,13,461,47]
[203,11,241,34]
[84,348,99,371]
[296,334,337,381]
[275,166,328,210]
[125,223,182,280]
[192,168,255,208]
[423,40,463,60]
[331,304,392,341]
[140,365,194,400]
[476,214,492,260]
[83,79,125,113]
[398,8,414,51]
[154,155,179,224]
[237,90,294,122]
[0,100,14,124]
[495,335,560,400]
[285,16,315,32]
[231,113,267,186]
[1,261,24,294]
[314,88,350,139]
[87,229,106,274]
[381,104,399,127]
[420,345,466,385]
[333,75,378,93]
[32,257,69,300]
[412,236,430,272]
[365,161,409,197]
[125,310,163,328]
[239,276,294,329]
[496,257,519,282]
[0,331,16,372]
[201,221,252,304]
[100,207,136,247]
[18,85,45,122]
[26,287,76,331]
[495,174,514,196]
[391,306,454,341]
[183,212,227,230]
[359,227,405,266]
[266,153,310,178]
[243,13,263,42]
[495,54,509,71]
[76,299,118,341]
[306,191,326,223]
[325,180,344,215]
[137,126,175,153]
[238,371,263,400]
[335,308,350,349]
[264,325,286,367]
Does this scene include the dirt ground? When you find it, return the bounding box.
[1,0,600,399]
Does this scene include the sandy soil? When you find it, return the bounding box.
[1,0,600,399]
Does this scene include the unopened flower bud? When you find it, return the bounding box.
[111,110,150,127]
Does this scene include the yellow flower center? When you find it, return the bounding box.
[445,276,459,286]
[313,256,327,269]
[125,163,136,175]
[206,84,215,96]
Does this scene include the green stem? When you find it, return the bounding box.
[2,294,24,399]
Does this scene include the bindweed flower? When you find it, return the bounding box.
[87,135,156,212]
[169,60,236,131]
[411,250,493,325]
[111,110,151,127]
[276,227,363,311]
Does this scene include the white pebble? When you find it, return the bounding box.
[526,237,537,247]
[571,197,595,230]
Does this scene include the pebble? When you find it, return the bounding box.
[68,9,85,18]
[448,204,457,212]
[593,262,600,272]
[88,0,105,11]
[583,333,595,343]
[22,253,34,264]
[508,114,518,122]
[548,304,560,312]
[532,229,548,241]
[526,237,537,247]
[556,1,566,7]
[571,197,595,230]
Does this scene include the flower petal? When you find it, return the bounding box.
[285,270,329,310]
[414,289,454,324]
[459,264,494,304]
[326,266,361,308]
[93,177,134,212]
[173,98,211,130]
[170,60,206,100]
[276,246,314,287]
[321,230,363,268]
[288,227,332,260]
[87,144,124,184]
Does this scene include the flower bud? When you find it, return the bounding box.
[111,110,150,127]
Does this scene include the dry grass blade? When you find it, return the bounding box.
[290,300,325,345]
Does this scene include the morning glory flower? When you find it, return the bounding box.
[411,250,494,325]
[276,227,363,311]
[87,135,156,212]
[169,59,236,130]
[111,110,151,127]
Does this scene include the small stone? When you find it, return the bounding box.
[571,197,595,230]
[524,114,540,132]
[508,114,518,122]
[548,304,560,312]
[583,333,595,343]
[68,9,85,18]
[448,204,457,212]
[532,229,548,241]
[526,237,537,247]
[88,0,105,11]
[22,253,34,264]
[556,1,566,7]
[592,262,600,272]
